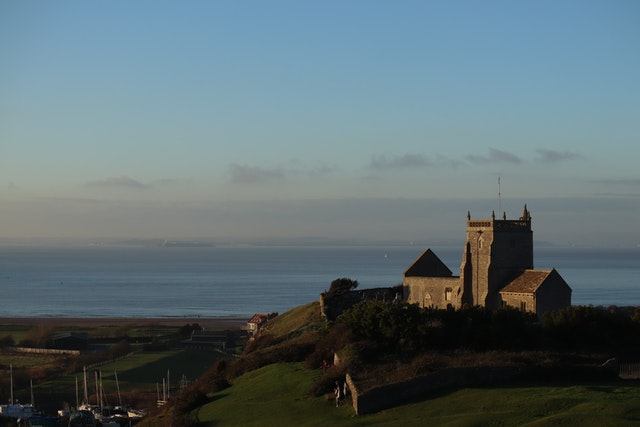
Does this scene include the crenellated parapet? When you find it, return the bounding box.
[467,205,532,232]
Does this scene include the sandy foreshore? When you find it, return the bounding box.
[0,316,247,329]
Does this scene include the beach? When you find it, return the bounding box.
[0,316,247,329]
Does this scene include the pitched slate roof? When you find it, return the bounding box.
[52,332,88,341]
[404,248,453,277]
[499,270,553,294]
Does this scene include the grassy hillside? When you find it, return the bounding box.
[182,300,640,426]
[192,362,640,427]
[258,301,324,339]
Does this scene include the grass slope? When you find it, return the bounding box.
[259,301,324,339]
[195,362,640,427]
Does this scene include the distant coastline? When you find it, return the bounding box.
[5,236,632,248]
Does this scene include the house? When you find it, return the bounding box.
[51,332,89,350]
[403,206,572,317]
[247,312,278,335]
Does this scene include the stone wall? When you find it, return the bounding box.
[11,346,80,356]
[347,364,615,415]
[347,366,523,415]
[500,292,535,314]
[534,271,572,317]
[403,276,461,309]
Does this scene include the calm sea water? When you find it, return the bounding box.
[1,244,638,318]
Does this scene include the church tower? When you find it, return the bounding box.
[460,205,533,309]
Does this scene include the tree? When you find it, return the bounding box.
[108,339,132,359]
[20,324,54,347]
[326,277,358,297]
[338,301,428,352]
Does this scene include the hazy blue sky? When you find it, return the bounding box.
[1,1,639,246]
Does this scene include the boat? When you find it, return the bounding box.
[0,402,37,419]
[27,415,60,427]
[67,410,96,427]
[59,367,145,426]
[0,365,40,421]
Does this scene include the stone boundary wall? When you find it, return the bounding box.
[347,364,616,415]
[347,366,523,415]
[11,346,81,356]
[345,373,360,409]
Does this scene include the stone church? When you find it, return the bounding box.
[403,206,572,317]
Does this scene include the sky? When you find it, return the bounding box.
[1,1,639,247]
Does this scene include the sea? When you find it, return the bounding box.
[1,244,638,318]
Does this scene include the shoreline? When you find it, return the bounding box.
[0,316,247,328]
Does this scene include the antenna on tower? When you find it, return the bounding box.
[498,176,502,217]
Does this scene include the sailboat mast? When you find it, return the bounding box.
[10,364,13,404]
[83,366,89,405]
[114,371,122,407]
[94,371,99,408]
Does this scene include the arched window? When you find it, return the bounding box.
[423,293,432,309]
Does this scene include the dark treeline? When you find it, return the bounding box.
[335,301,640,356]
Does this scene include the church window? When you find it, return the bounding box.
[520,301,526,312]
[423,293,432,309]
[445,288,452,301]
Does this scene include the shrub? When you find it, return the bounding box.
[338,301,429,353]
[108,339,132,359]
[173,388,208,413]
[178,323,202,338]
[243,334,277,354]
[0,335,14,347]
[542,305,640,353]
[304,322,353,370]
[308,364,347,397]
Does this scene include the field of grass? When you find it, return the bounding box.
[0,324,31,344]
[190,362,640,427]
[0,351,63,369]
[0,321,180,342]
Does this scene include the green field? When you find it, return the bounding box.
[189,362,640,427]
[0,324,31,344]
